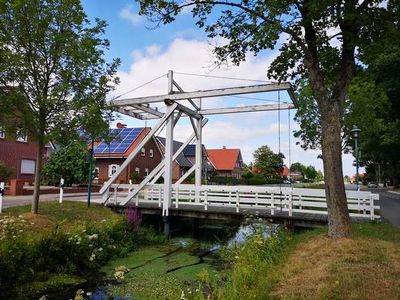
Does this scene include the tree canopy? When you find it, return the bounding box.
[253,145,284,179]
[45,140,91,186]
[0,0,120,212]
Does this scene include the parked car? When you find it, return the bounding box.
[368,182,378,188]
[283,180,291,184]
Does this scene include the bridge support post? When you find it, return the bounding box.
[163,71,175,217]
[195,99,203,203]
[162,215,170,237]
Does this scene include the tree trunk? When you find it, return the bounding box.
[32,141,44,214]
[320,100,351,239]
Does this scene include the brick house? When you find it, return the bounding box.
[93,127,163,184]
[0,126,52,183]
[207,147,245,179]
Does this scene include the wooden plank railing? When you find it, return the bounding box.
[107,184,380,221]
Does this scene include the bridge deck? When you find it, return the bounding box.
[108,201,371,228]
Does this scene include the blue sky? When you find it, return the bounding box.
[81,0,358,176]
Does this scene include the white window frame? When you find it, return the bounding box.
[108,164,119,177]
[0,126,5,139]
[149,149,154,158]
[94,167,100,179]
[145,168,149,176]
[141,147,145,156]
[20,159,36,175]
[16,129,28,143]
[135,167,140,176]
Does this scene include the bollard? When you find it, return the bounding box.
[129,179,133,193]
[59,178,64,204]
[0,182,4,213]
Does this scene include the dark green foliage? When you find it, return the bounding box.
[44,140,92,186]
[0,160,14,182]
[253,145,284,179]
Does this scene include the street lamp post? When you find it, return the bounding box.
[87,139,94,208]
[351,125,361,191]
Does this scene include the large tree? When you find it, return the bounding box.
[0,0,119,213]
[253,145,284,179]
[137,0,395,238]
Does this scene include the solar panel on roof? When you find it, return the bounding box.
[93,128,144,154]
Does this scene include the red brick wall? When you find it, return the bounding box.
[0,134,37,182]
[95,137,163,184]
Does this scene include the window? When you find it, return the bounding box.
[0,127,5,139]
[16,129,28,143]
[108,164,119,177]
[20,159,36,174]
[149,149,154,158]
[145,168,149,176]
[93,167,100,179]
[141,147,145,156]
[135,167,140,176]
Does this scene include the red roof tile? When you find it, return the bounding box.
[207,148,240,171]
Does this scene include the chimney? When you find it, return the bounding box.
[116,122,127,129]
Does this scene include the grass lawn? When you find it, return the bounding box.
[216,222,400,300]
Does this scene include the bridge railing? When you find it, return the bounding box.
[107,184,380,220]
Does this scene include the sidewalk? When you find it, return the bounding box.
[2,193,102,209]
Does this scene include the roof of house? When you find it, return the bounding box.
[156,137,193,168]
[92,127,147,157]
[182,144,196,156]
[207,148,241,171]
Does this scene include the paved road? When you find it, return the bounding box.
[2,193,102,209]
[375,190,400,227]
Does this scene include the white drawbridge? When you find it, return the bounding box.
[99,70,379,220]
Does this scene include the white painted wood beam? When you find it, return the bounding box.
[172,79,199,110]
[175,165,196,184]
[195,99,203,203]
[119,120,209,205]
[163,109,174,216]
[99,103,178,196]
[199,103,295,115]
[113,82,294,105]
[133,104,163,118]
[116,107,144,120]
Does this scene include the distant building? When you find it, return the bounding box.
[156,138,214,182]
[93,127,163,184]
[207,146,245,179]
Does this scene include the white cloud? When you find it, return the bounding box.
[145,44,162,56]
[119,4,142,25]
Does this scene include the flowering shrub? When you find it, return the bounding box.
[126,206,142,232]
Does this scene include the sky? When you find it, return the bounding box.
[81,0,358,176]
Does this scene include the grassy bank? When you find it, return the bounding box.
[0,201,163,299]
[207,222,400,300]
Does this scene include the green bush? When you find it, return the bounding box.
[0,203,165,299]
[0,160,15,182]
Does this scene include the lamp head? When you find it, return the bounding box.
[351,125,361,139]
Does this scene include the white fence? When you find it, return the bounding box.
[104,184,380,220]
